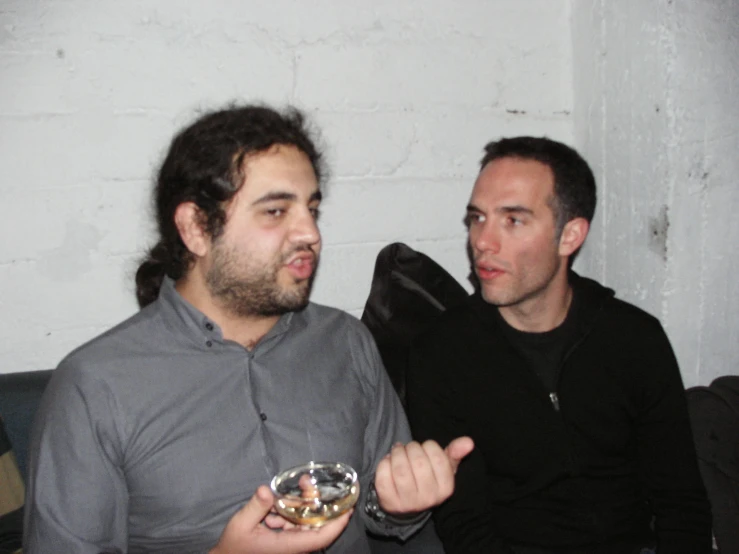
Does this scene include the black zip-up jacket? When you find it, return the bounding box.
[407,272,712,554]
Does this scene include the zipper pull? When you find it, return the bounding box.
[549,392,560,411]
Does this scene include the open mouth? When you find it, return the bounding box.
[475,263,505,281]
[285,254,316,280]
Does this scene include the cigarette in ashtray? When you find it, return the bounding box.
[299,474,320,500]
[275,474,320,509]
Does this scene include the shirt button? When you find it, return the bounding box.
[205,322,214,331]
[206,340,213,348]
[260,413,267,421]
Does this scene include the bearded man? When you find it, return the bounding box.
[24,105,472,554]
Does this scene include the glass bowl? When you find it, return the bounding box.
[270,461,360,528]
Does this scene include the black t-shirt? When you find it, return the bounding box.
[496,290,580,392]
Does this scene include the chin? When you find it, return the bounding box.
[481,294,502,306]
[480,285,503,304]
[483,290,524,308]
[279,286,312,311]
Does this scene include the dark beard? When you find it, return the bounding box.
[206,246,317,318]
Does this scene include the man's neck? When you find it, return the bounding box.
[498,275,573,333]
[212,310,280,351]
[175,274,280,351]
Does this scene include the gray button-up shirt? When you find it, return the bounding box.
[25,278,419,553]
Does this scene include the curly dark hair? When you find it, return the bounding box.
[135,103,325,308]
[479,136,596,235]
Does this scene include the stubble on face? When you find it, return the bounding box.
[470,158,564,312]
[478,246,561,309]
[205,238,318,318]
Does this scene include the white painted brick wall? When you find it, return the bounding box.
[573,0,739,387]
[1,1,573,372]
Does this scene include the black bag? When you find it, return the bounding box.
[362,243,468,554]
[361,242,469,407]
[687,375,739,554]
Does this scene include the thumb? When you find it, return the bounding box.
[211,486,276,554]
[445,436,474,472]
[238,485,275,527]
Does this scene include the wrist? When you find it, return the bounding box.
[364,482,429,526]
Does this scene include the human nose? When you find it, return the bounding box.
[290,209,321,246]
[471,221,501,254]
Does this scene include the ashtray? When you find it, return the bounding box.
[270,461,360,528]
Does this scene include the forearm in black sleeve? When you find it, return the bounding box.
[635,324,712,554]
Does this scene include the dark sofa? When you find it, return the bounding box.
[0,369,53,485]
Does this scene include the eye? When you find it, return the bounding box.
[265,208,285,218]
[309,207,321,220]
[506,215,523,227]
[464,212,485,228]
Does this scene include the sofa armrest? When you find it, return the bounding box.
[0,370,54,483]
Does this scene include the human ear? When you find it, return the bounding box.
[558,217,589,257]
[174,202,209,257]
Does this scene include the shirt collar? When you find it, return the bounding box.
[156,276,296,349]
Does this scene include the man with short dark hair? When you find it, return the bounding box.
[406,136,712,553]
[24,104,473,554]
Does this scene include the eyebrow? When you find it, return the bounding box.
[497,205,533,215]
[465,203,534,215]
[252,190,323,206]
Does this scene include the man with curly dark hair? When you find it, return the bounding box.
[25,104,472,554]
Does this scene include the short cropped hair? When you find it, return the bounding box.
[480,136,596,234]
